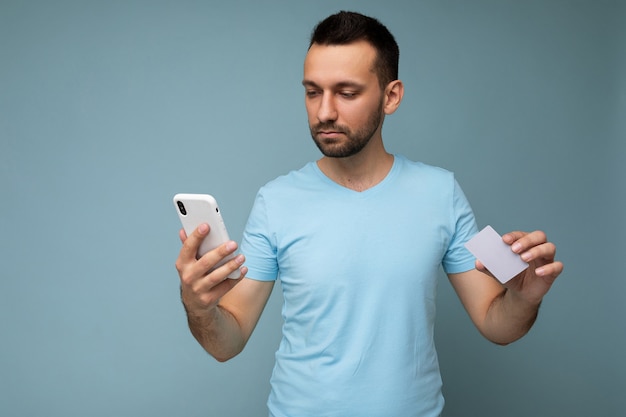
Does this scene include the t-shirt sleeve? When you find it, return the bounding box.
[240,191,279,282]
[442,178,478,274]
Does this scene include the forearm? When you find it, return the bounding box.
[183,303,247,362]
[481,289,541,345]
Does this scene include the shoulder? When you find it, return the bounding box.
[393,154,457,187]
[258,161,319,194]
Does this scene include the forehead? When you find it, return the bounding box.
[303,40,378,86]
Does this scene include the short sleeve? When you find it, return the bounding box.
[240,191,279,281]
[442,179,478,274]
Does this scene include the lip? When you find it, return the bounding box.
[317,131,344,138]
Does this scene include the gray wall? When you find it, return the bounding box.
[1,1,623,416]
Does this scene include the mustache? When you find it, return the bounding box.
[312,122,348,134]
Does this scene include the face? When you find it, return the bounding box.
[302,41,386,158]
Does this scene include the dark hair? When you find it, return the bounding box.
[309,11,399,89]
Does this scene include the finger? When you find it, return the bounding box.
[197,251,246,287]
[196,264,247,296]
[502,230,526,245]
[179,223,210,262]
[179,228,188,244]
[196,240,240,275]
[475,259,497,280]
[182,270,243,311]
[181,239,241,292]
[519,241,557,265]
[192,274,245,309]
[535,261,564,284]
[188,256,246,304]
[506,230,547,254]
[475,259,486,272]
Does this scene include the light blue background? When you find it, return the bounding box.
[1,1,624,416]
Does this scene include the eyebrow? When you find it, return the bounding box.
[301,80,366,90]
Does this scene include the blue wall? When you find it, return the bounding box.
[1,1,623,416]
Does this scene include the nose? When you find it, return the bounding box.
[317,93,338,123]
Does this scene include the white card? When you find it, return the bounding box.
[464,225,529,283]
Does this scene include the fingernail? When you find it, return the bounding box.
[512,243,522,253]
[235,254,245,264]
[521,252,531,262]
[535,267,545,276]
[226,241,237,251]
[198,223,209,234]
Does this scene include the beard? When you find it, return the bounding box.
[309,102,384,158]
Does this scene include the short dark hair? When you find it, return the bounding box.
[309,11,399,89]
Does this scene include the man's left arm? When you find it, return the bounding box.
[448,230,564,345]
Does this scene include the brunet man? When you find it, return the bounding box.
[176,11,563,417]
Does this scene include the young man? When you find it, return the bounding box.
[175,11,563,417]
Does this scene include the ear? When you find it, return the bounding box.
[383,80,404,115]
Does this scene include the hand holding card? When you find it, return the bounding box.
[465,225,529,284]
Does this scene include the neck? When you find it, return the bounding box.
[317,140,394,192]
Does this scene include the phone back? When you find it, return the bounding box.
[173,193,233,262]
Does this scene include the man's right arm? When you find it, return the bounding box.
[176,223,274,362]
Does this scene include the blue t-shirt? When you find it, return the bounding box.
[241,155,478,417]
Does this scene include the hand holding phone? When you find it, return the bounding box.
[173,193,239,279]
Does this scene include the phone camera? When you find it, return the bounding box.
[176,201,187,215]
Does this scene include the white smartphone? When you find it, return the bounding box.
[173,193,239,279]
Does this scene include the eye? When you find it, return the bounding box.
[305,90,321,98]
[339,91,357,99]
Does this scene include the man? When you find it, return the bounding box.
[175,11,563,417]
